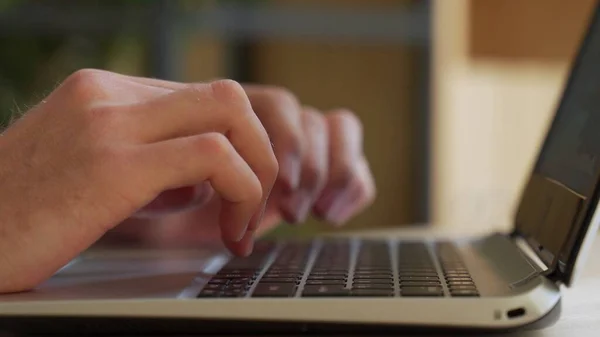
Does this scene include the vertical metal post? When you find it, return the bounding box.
[415,0,432,223]
[149,0,180,80]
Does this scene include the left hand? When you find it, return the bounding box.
[103,81,376,255]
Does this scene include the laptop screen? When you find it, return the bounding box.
[515,4,600,276]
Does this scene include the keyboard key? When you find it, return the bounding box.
[449,285,477,291]
[207,278,229,285]
[351,289,394,297]
[353,279,393,285]
[401,286,444,297]
[197,289,220,298]
[302,285,350,297]
[450,290,479,297]
[307,275,346,281]
[259,277,298,283]
[252,283,297,297]
[400,281,441,287]
[397,272,438,277]
[221,290,247,297]
[352,283,394,290]
[309,271,348,276]
[447,281,475,286]
[399,276,440,282]
[446,277,473,282]
[225,283,250,291]
[203,283,224,290]
[354,274,392,280]
[264,273,302,278]
[305,279,346,285]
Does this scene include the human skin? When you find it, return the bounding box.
[0,69,375,293]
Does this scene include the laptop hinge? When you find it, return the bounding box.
[510,229,569,285]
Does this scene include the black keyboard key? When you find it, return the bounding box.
[305,279,346,285]
[400,281,441,287]
[351,289,394,297]
[197,289,220,298]
[252,283,297,297]
[352,283,394,290]
[399,276,440,282]
[397,272,438,277]
[207,278,229,285]
[450,290,479,297]
[259,277,299,283]
[397,268,436,273]
[449,285,477,291]
[307,275,346,281]
[228,277,253,284]
[353,279,393,285]
[264,273,302,278]
[302,285,350,297]
[225,283,250,291]
[311,268,349,273]
[448,281,475,286]
[203,283,225,291]
[309,271,348,276]
[353,274,392,280]
[401,286,444,297]
[446,276,472,281]
[221,290,247,297]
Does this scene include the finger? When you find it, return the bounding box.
[137,133,263,244]
[122,77,305,194]
[224,227,255,257]
[244,85,305,192]
[280,107,329,223]
[313,109,364,222]
[135,182,215,217]
[124,81,278,232]
[324,157,376,225]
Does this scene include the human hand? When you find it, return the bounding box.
[0,69,278,292]
[108,83,376,250]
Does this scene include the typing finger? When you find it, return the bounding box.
[135,133,263,245]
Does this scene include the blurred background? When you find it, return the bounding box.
[0,0,596,237]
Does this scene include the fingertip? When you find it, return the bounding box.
[223,230,255,257]
[278,154,301,192]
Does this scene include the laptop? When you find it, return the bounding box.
[1,3,600,336]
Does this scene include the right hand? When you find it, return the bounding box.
[0,69,278,293]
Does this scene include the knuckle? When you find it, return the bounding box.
[200,133,233,160]
[209,79,248,104]
[62,69,109,101]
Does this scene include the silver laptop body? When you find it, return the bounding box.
[0,2,599,335]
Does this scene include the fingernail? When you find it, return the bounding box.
[325,197,347,225]
[279,154,301,192]
[233,221,248,242]
[242,231,255,257]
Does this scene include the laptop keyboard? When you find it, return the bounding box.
[197,240,479,298]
